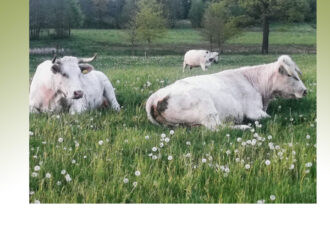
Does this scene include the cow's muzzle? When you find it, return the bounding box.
[73,90,83,99]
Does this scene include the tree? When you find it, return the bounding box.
[29,0,48,39]
[122,0,138,54]
[136,0,167,56]
[239,0,309,54]
[202,1,240,51]
[188,0,205,28]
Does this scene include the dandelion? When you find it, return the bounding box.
[152,147,157,152]
[186,141,191,146]
[33,155,37,159]
[29,191,35,195]
[45,173,51,179]
[65,174,72,182]
[145,135,150,140]
[42,141,47,145]
[61,169,66,175]
[250,128,255,133]
[202,158,207,163]
[123,178,129,184]
[75,142,79,147]
[251,139,257,146]
[98,140,104,145]
[164,137,170,143]
[290,118,294,121]
[33,200,40,204]
[31,172,38,177]
[292,151,296,155]
[135,170,141,176]
[83,155,87,159]
[226,134,230,137]
[34,165,40,171]
[268,135,272,140]
[245,164,251,170]
[237,137,242,142]
[265,160,271,166]
[56,181,62,186]
[29,131,34,136]
[185,153,191,158]
[224,167,230,173]
[235,158,240,163]
[72,159,76,164]
[305,162,313,167]
[152,155,158,160]
[289,164,295,170]
[278,105,282,109]
[277,152,283,157]
[270,195,276,201]
[168,155,173,161]
[226,150,231,155]
[305,169,310,174]
[306,135,311,139]
[58,137,63,143]
[288,142,293,147]
[161,133,166,138]
[169,130,174,135]
[255,121,259,126]
[132,181,138,187]
[159,142,164,148]
[242,142,246,146]
[275,145,280,150]
[257,200,265,204]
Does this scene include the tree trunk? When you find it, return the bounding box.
[261,16,269,54]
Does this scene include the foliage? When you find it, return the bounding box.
[188,0,205,28]
[202,1,240,51]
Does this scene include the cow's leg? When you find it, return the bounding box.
[200,63,206,71]
[182,61,187,72]
[69,100,85,114]
[245,109,270,120]
[103,80,120,112]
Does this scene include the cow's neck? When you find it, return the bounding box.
[241,63,277,110]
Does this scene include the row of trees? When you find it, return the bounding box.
[30,0,316,54]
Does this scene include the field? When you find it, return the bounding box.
[29,24,316,203]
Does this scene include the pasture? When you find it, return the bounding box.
[29,24,316,203]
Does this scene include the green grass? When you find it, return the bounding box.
[29,54,316,203]
[29,23,315,56]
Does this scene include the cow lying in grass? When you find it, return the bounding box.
[147,55,307,130]
[183,50,219,72]
[29,54,120,114]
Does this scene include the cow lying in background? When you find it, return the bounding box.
[29,54,120,114]
[183,50,219,72]
[147,55,307,130]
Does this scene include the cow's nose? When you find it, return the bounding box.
[303,89,308,96]
[73,90,83,99]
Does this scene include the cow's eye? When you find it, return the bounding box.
[62,73,68,78]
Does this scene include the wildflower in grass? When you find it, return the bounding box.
[152,155,158,160]
[235,158,240,163]
[202,158,207,163]
[45,173,51,179]
[234,149,238,153]
[124,139,128,143]
[148,153,153,157]
[34,200,40,204]
[42,141,47,145]
[34,165,40,171]
[72,159,76,164]
[168,155,173,161]
[33,155,37,159]
[159,142,164,148]
[250,128,255,133]
[292,151,296,155]
[56,181,62,186]
[98,140,104,145]
[278,105,282,109]
[255,121,259,126]
[185,153,191,158]
[29,131,34,136]
[305,169,310,174]
[84,155,87,159]
[186,141,191,146]
[257,200,265,204]
[237,137,242,142]
[145,135,150,140]
[288,142,293,147]
[75,142,79,147]
[277,152,283,157]
[251,139,257,146]
[270,195,276,201]
[170,130,174,135]
[306,134,311,139]
[268,135,272,140]
[135,170,141,176]
[289,164,295,170]
[305,162,313,167]
[224,167,230,173]
[65,174,72,182]
[165,137,170,143]
[226,150,231,155]
[226,134,230,137]
[290,118,294,121]
[275,145,280,150]
[161,133,166,138]
[242,142,246,146]
[31,172,38,177]
[245,164,250,170]
[265,160,271,166]
[133,181,138,187]
[208,156,213,161]
[58,137,63,143]
[246,140,252,145]
[152,147,157,152]
[123,178,129,184]
[29,191,35,195]
[61,169,66,175]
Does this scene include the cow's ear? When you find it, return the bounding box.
[279,65,289,76]
[79,64,94,74]
[51,64,60,74]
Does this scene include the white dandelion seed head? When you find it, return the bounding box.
[152,155,158,160]
[123,178,129,184]
[98,140,104,145]
[186,141,191,146]
[275,145,280,150]
[61,169,66,175]
[133,181,138,187]
[33,200,40,204]
[29,131,34,136]
[247,140,252,145]
[245,164,250,170]
[145,135,150,140]
[257,200,265,204]
[72,159,76,164]
[305,162,313,167]
[170,130,174,135]
[161,133,166,138]
[168,155,173,161]
[58,137,63,143]
[265,160,271,166]
[226,133,230,137]
[224,167,230,173]
[270,195,276,201]
[135,170,141,176]
[306,135,311,139]
[34,165,40,171]
[56,181,62,186]
[164,137,170,143]
[289,164,295,170]
[251,139,257,145]
[226,150,231,155]
[237,137,242,142]
[242,142,246,146]
[65,174,72,182]
[202,158,207,163]
[31,172,38,177]
[159,142,164,148]
[45,173,51,179]
[268,135,272,140]
[185,153,191,158]
[152,147,157,152]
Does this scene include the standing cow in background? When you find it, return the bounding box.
[29,54,121,114]
[183,50,219,72]
[147,55,307,130]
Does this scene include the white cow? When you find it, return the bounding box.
[29,54,120,114]
[183,50,219,72]
[147,55,307,130]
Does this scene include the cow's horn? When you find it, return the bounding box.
[295,67,302,76]
[52,55,57,63]
[78,53,97,63]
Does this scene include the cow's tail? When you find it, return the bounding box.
[146,95,170,126]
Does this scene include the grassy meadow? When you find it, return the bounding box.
[29,24,316,203]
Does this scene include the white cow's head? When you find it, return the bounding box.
[273,55,307,99]
[50,54,96,101]
[208,52,219,64]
